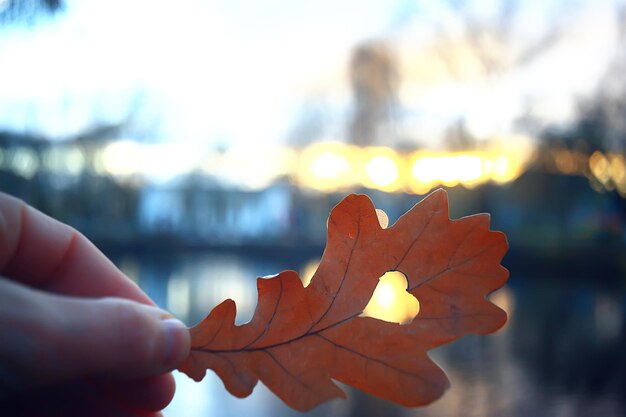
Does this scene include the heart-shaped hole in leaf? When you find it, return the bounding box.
[361,270,420,325]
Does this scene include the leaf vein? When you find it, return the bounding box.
[394,208,439,269]
[241,277,283,349]
[263,349,317,394]
[308,217,361,332]
[315,334,428,384]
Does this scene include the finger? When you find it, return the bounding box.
[95,374,176,412]
[0,192,152,303]
[2,380,165,417]
[0,279,190,392]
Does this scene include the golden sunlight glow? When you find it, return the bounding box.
[590,151,610,184]
[362,271,420,325]
[63,136,536,193]
[300,256,421,325]
[362,147,403,192]
[489,286,514,329]
[375,282,396,308]
[366,155,398,185]
[489,155,515,183]
[612,155,626,197]
[375,209,389,229]
[553,150,578,174]
[295,142,358,191]
[292,141,530,194]
[312,152,350,179]
[587,151,626,197]
[407,149,526,194]
[610,154,625,185]
[299,259,320,287]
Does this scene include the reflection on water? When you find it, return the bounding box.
[111,251,626,417]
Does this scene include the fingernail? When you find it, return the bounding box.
[161,318,190,366]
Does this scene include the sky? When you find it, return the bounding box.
[393,0,624,142]
[0,0,624,148]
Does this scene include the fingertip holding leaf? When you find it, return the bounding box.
[178,189,509,411]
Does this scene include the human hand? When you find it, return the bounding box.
[0,192,190,416]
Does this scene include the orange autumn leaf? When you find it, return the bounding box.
[178,189,509,411]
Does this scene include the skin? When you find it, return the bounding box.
[0,192,191,416]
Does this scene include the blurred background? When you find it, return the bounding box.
[1,0,626,415]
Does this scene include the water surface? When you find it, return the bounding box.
[110,251,626,417]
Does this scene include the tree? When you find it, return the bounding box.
[348,42,399,146]
[0,0,63,25]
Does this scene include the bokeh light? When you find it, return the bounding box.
[362,271,420,325]
[362,147,404,192]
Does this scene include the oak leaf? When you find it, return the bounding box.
[178,189,509,411]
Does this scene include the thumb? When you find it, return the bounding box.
[51,297,191,380]
[0,278,190,392]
